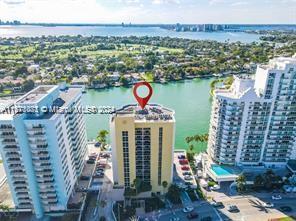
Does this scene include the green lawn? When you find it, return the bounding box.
[3,89,13,95]
[0,42,183,61]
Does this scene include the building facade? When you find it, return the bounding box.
[110,104,175,194]
[208,57,296,167]
[0,85,88,218]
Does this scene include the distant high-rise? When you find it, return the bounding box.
[208,57,296,167]
[0,85,87,218]
[110,104,175,194]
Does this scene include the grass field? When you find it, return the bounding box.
[0,43,183,60]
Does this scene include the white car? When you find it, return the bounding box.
[263,202,274,208]
[272,194,282,200]
[184,175,193,180]
[210,184,220,191]
[182,206,194,213]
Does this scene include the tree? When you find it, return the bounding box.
[96,130,109,150]
[132,178,142,195]
[263,169,275,190]
[129,216,139,221]
[166,184,181,204]
[185,133,208,152]
[236,174,246,193]
[119,76,129,87]
[254,174,264,189]
[22,80,35,92]
[162,181,168,193]
[0,204,10,217]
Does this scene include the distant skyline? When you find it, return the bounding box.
[0,0,295,24]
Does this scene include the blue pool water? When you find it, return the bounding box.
[211,165,234,176]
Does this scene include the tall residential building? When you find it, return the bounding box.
[0,85,88,218]
[208,57,296,168]
[110,104,175,194]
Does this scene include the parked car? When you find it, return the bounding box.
[179,159,189,165]
[182,206,194,213]
[87,160,95,164]
[80,176,90,181]
[210,201,224,208]
[284,186,293,193]
[181,166,190,171]
[279,206,292,212]
[183,171,192,176]
[185,181,193,186]
[263,202,274,208]
[100,153,110,158]
[94,142,101,147]
[187,212,198,219]
[184,175,193,181]
[272,194,282,200]
[227,205,240,213]
[178,155,186,159]
[210,185,220,191]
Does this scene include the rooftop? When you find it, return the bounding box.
[17,85,57,104]
[59,87,81,108]
[215,76,256,100]
[259,57,296,71]
[114,104,175,122]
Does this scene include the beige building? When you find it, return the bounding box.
[110,104,175,194]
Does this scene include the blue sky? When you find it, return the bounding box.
[0,0,295,24]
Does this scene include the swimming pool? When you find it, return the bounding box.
[211,165,235,176]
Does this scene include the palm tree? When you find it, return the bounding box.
[263,169,275,189]
[96,129,109,150]
[162,181,168,193]
[185,133,208,152]
[0,204,10,217]
[236,174,246,193]
[254,174,264,189]
[129,216,139,221]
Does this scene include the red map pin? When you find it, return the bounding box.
[133,82,153,109]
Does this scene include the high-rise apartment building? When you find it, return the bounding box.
[208,57,296,167]
[0,85,87,218]
[110,104,175,194]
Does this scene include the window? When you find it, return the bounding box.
[122,131,130,187]
[158,127,163,185]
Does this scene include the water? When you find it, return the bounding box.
[0,25,261,43]
[211,165,234,176]
[83,78,213,152]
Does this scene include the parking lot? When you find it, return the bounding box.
[200,181,296,221]
[158,201,221,221]
[174,150,197,189]
[214,195,296,221]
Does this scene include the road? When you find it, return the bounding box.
[216,195,296,221]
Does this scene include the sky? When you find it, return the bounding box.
[0,0,295,24]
